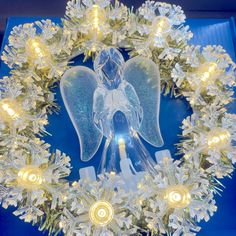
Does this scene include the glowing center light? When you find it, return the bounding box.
[17,166,44,188]
[86,5,106,40]
[197,62,218,84]
[118,137,125,148]
[207,128,231,149]
[152,16,171,35]
[118,137,127,159]
[164,185,191,209]
[26,37,51,66]
[1,103,19,120]
[147,222,154,230]
[0,99,21,122]
[89,201,114,226]
[59,221,64,229]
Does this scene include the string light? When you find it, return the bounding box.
[86,5,106,41]
[59,221,64,229]
[1,103,19,120]
[26,37,51,67]
[0,99,21,122]
[152,16,171,36]
[91,45,97,52]
[138,198,144,205]
[137,183,143,189]
[62,195,68,202]
[207,128,231,149]
[118,137,127,159]
[110,171,116,176]
[164,185,191,209]
[147,222,154,230]
[89,201,114,226]
[17,166,44,189]
[197,62,218,86]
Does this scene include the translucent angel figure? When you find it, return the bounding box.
[93,49,142,139]
[60,48,163,176]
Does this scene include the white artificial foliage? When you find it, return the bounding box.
[0,1,235,235]
[64,0,128,54]
[138,158,217,235]
[1,20,70,78]
[60,178,138,236]
[129,0,192,58]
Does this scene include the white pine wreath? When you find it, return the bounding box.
[0,1,236,235]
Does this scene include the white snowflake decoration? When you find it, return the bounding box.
[0,1,235,235]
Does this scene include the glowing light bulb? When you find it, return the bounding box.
[0,99,22,122]
[118,138,125,145]
[110,171,116,176]
[2,103,19,120]
[86,5,106,41]
[17,166,44,189]
[118,138,127,159]
[152,16,171,36]
[198,62,218,85]
[62,195,68,202]
[137,183,143,189]
[164,185,191,209]
[207,128,231,149]
[26,37,51,68]
[138,198,144,205]
[147,222,154,230]
[91,45,97,52]
[59,221,64,229]
[89,201,114,226]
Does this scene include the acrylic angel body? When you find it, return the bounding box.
[60,47,164,179]
[93,48,142,139]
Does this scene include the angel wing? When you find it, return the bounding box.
[60,66,103,161]
[124,56,164,147]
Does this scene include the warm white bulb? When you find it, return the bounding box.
[198,62,218,83]
[59,221,64,229]
[97,208,106,217]
[17,166,44,188]
[89,201,114,226]
[26,37,51,68]
[152,16,171,36]
[0,99,22,122]
[172,192,182,201]
[147,222,154,229]
[207,128,231,149]
[118,138,125,145]
[86,4,106,41]
[1,103,19,120]
[189,62,220,90]
[164,185,191,209]
[118,137,127,159]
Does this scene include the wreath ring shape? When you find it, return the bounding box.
[0,1,236,235]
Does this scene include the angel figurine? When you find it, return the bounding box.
[60,48,163,180]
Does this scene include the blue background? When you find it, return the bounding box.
[0,16,236,236]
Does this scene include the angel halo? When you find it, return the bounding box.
[60,47,164,180]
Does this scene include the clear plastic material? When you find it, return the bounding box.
[124,56,164,147]
[98,111,157,190]
[60,48,164,178]
[60,66,103,161]
[93,48,142,138]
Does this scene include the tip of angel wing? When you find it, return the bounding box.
[138,130,164,148]
[80,134,103,162]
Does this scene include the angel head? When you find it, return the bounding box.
[94,48,124,90]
